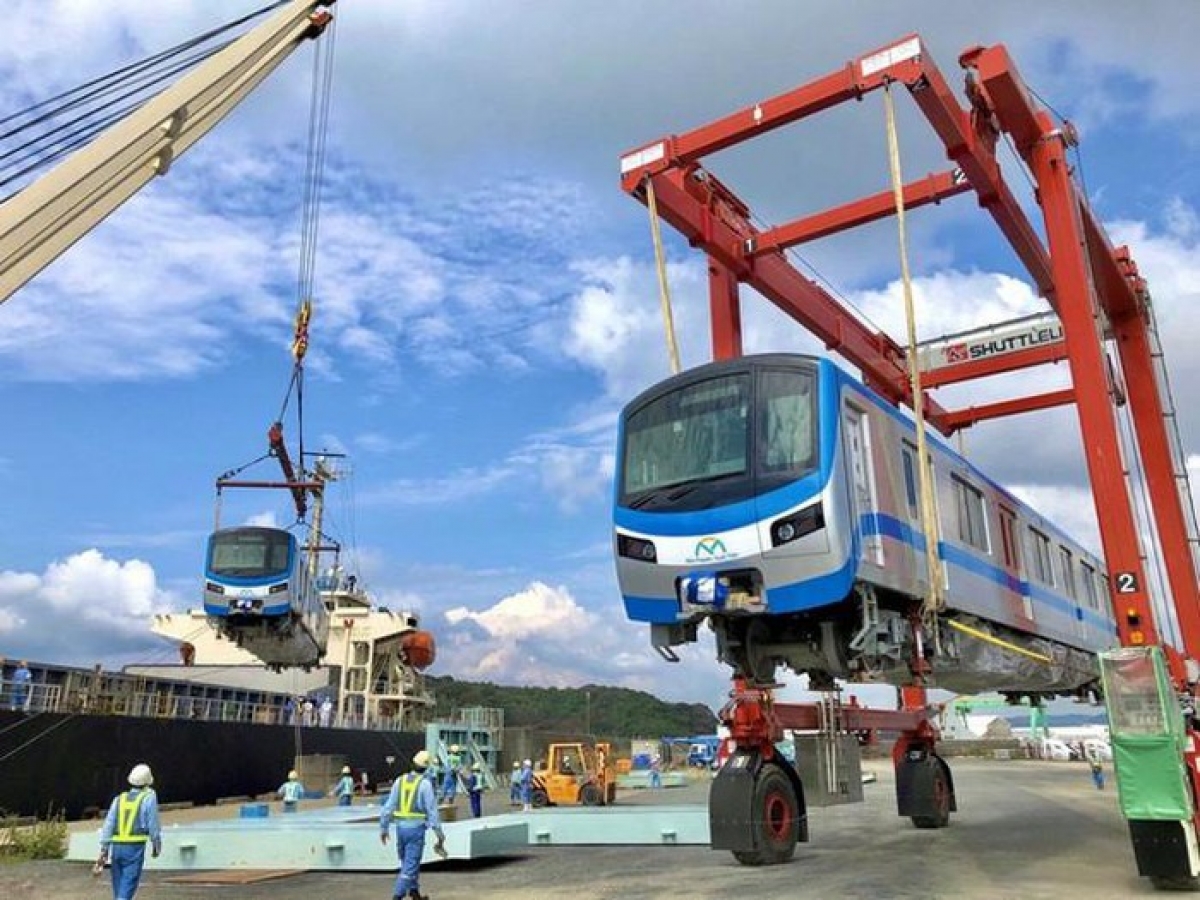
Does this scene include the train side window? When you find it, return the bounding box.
[900,442,918,516]
[998,506,1020,570]
[1027,527,1053,584]
[1081,562,1099,609]
[951,474,989,552]
[1058,546,1077,598]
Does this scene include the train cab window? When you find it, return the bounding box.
[951,474,989,552]
[758,369,817,475]
[1027,528,1053,584]
[998,506,1020,570]
[1058,546,1077,598]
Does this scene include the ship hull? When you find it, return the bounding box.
[0,710,422,819]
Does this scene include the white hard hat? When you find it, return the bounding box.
[288,769,299,780]
[450,744,460,753]
[523,759,532,767]
[413,750,431,770]
[512,761,519,769]
[128,764,154,787]
[342,765,351,775]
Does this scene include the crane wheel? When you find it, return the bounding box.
[731,764,799,866]
[910,762,951,829]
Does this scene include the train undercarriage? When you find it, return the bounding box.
[685,583,1098,865]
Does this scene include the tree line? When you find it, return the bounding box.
[428,675,718,737]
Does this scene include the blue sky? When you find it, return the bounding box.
[1,1,1199,711]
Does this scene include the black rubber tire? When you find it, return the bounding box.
[530,788,550,808]
[911,762,951,829]
[579,783,602,806]
[730,764,799,866]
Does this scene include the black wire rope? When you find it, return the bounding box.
[0,1,291,194]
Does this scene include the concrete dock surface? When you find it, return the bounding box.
[2,758,1161,899]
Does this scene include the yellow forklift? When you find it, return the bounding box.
[530,742,617,806]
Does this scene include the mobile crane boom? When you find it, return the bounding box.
[0,0,335,306]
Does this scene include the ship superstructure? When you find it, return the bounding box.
[151,566,436,731]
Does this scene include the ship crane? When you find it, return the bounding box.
[620,34,1200,888]
[0,1,340,671]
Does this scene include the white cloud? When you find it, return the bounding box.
[0,550,181,659]
[243,511,280,528]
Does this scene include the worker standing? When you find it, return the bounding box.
[441,744,461,803]
[11,660,32,712]
[465,763,484,819]
[277,769,305,812]
[330,765,356,807]
[1089,754,1106,790]
[380,749,446,900]
[509,761,521,805]
[519,758,534,812]
[96,763,161,900]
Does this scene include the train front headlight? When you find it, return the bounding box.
[617,534,657,563]
[205,581,225,595]
[770,501,825,547]
[268,582,291,594]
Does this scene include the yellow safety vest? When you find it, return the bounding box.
[112,790,149,844]
[393,772,424,819]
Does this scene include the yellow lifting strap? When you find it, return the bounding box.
[946,619,1053,664]
[291,297,313,362]
[644,177,682,375]
[882,83,947,628]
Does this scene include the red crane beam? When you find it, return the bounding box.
[922,342,1069,389]
[941,388,1075,431]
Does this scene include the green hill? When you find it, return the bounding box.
[428,676,717,737]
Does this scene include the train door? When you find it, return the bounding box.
[842,403,883,565]
[999,505,1032,623]
[1058,544,1086,639]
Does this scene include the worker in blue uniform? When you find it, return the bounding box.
[519,758,534,812]
[441,744,461,803]
[277,769,305,812]
[465,763,484,818]
[380,749,446,900]
[330,765,356,806]
[96,763,162,900]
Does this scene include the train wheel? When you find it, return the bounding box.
[732,764,799,866]
[911,763,951,829]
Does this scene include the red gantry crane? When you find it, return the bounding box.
[621,35,1200,887]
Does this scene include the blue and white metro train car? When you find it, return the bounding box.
[203,526,329,670]
[613,354,1116,696]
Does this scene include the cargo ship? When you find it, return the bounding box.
[0,569,437,819]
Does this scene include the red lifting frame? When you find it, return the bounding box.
[619,33,1200,668]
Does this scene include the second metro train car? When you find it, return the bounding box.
[613,354,1115,696]
[203,525,329,669]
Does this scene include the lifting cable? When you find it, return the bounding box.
[882,83,947,637]
[0,1,291,198]
[643,176,682,375]
[273,4,338,520]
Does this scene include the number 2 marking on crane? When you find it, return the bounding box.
[1115,572,1139,594]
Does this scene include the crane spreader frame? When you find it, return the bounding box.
[621,34,1200,883]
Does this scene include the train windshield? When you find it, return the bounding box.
[207,528,294,578]
[622,373,751,500]
[620,365,817,509]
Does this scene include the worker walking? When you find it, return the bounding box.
[1089,755,1106,790]
[96,763,161,900]
[277,769,305,812]
[330,765,356,807]
[11,660,32,712]
[380,749,446,900]
[465,763,484,819]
